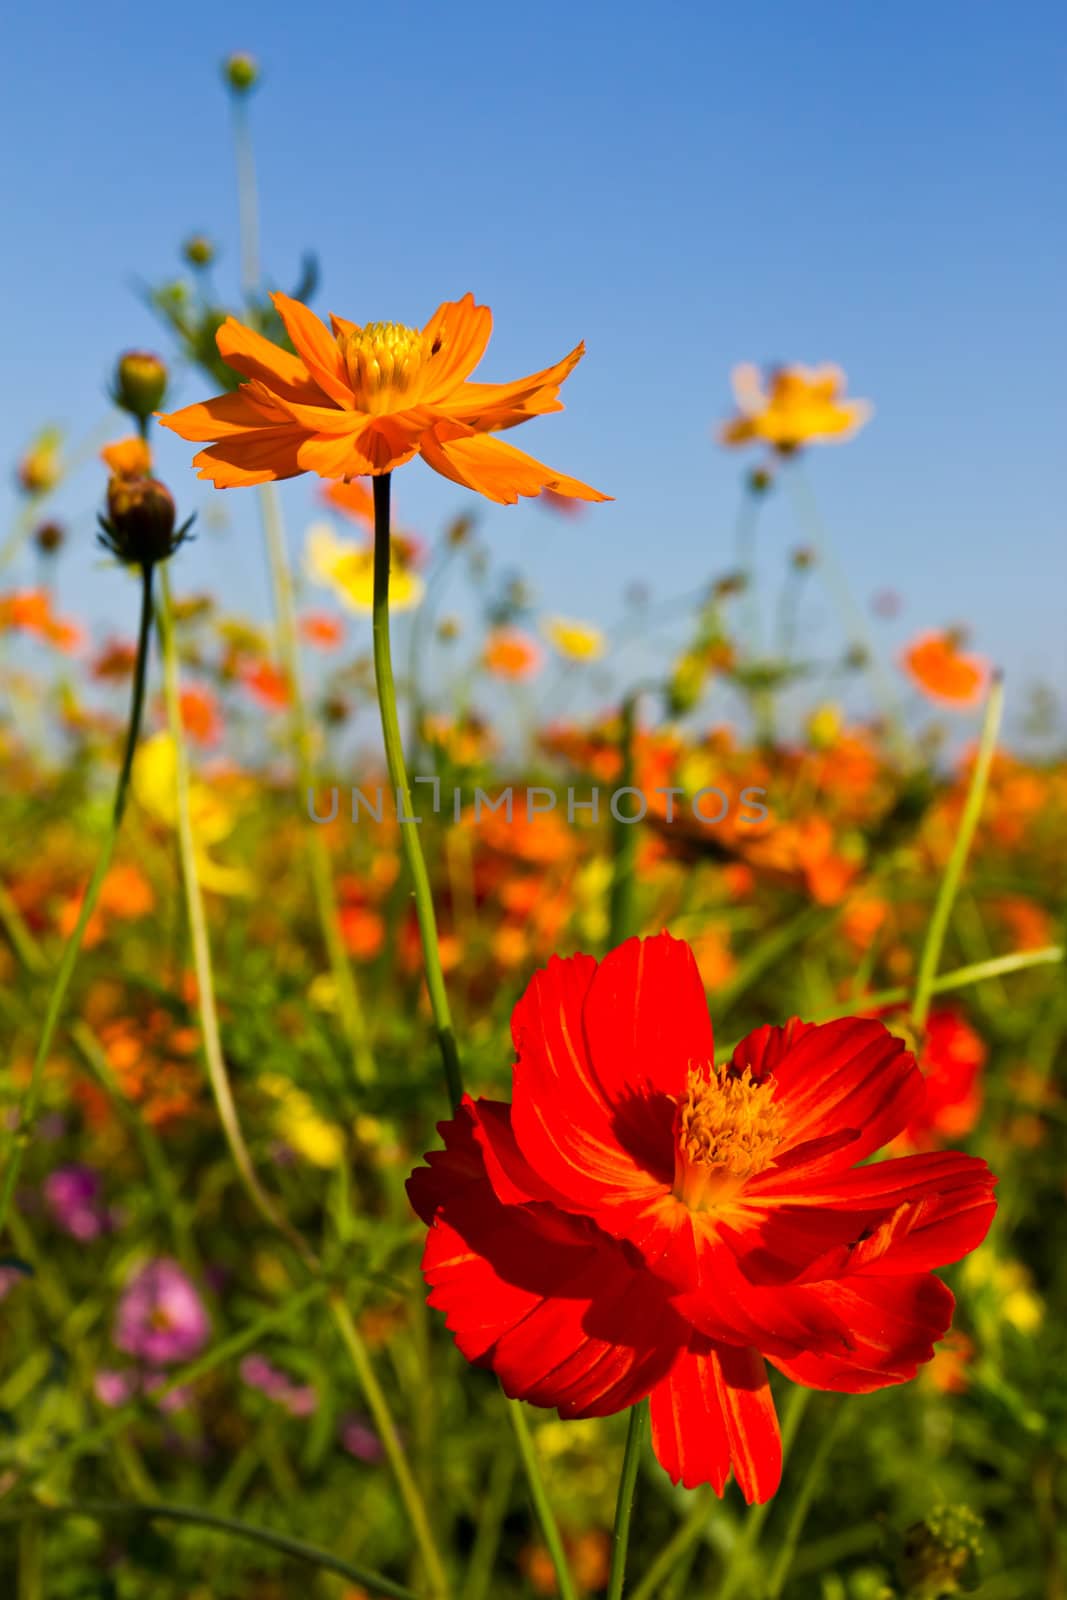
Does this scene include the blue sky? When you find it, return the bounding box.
[2,0,1064,728]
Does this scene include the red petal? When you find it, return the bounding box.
[769,1273,955,1393]
[582,932,711,1173]
[744,1018,925,1190]
[407,1104,686,1418]
[650,1340,781,1502]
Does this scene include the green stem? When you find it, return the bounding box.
[329,1295,450,1600]
[232,98,260,303]
[911,674,1004,1031]
[716,1385,811,1600]
[629,1489,713,1600]
[257,481,376,1085]
[607,1401,652,1600]
[2,1502,422,1600]
[507,1401,579,1600]
[0,562,155,1238]
[608,692,640,948]
[461,1448,516,1600]
[372,472,463,1112]
[17,1514,43,1600]
[156,567,315,1268]
[784,463,916,768]
[607,1400,649,1600]
[765,1401,844,1599]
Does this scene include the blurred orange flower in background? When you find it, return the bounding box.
[158,293,611,506]
[101,436,153,478]
[484,627,544,681]
[902,630,990,708]
[720,364,871,452]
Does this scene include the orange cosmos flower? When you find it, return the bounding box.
[101,436,153,478]
[177,684,223,747]
[157,293,610,506]
[299,611,345,650]
[902,630,990,708]
[483,627,544,681]
[239,658,290,710]
[720,364,871,452]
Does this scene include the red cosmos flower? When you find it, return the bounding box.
[408,933,996,1503]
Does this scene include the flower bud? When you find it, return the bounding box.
[223,53,259,93]
[16,430,62,496]
[99,477,191,567]
[113,351,168,422]
[790,545,816,571]
[748,466,774,495]
[183,234,216,269]
[897,1506,982,1596]
[34,520,65,557]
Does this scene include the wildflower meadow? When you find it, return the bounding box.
[2,23,1065,1600]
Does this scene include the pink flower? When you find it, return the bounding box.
[114,1259,210,1366]
[44,1164,114,1240]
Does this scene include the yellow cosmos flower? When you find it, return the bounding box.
[304,523,424,613]
[259,1073,343,1168]
[541,614,606,662]
[720,364,871,452]
[134,732,252,896]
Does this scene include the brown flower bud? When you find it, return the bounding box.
[34,520,65,556]
[99,477,191,567]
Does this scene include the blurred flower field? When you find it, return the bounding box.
[2,52,1066,1600]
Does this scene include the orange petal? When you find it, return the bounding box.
[157,387,286,443]
[446,342,586,432]
[270,293,354,409]
[418,428,610,506]
[192,427,310,487]
[418,295,494,401]
[215,316,318,401]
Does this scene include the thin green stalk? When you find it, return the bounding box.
[911,674,1004,1032]
[328,1294,450,1600]
[608,692,640,948]
[2,1501,422,1600]
[256,481,376,1085]
[156,567,315,1268]
[372,472,463,1112]
[231,97,260,302]
[607,1400,649,1600]
[0,562,155,1237]
[507,1401,579,1600]
[716,944,1063,1059]
[629,1489,714,1600]
[716,1385,811,1600]
[765,1402,844,1599]
[461,1449,516,1600]
[18,1514,42,1600]
[784,463,916,768]
[734,482,763,655]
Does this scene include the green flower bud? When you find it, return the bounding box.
[113,351,168,422]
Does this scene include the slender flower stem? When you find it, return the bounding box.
[911,673,1004,1032]
[328,1295,451,1600]
[2,1501,423,1600]
[156,567,316,1268]
[607,1400,649,1600]
[765,1401,844,1599]
[256,481,376,1085]
[372,472,463,1112]
[231,97,260,303]
[715,1384,811,1600]
[608,692,640,948]
[784,462,917,768]
[0,562,155,1238]
[507,1401,579,1600]
[629,1490,714,1600]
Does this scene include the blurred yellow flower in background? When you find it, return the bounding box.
[304,523,424,612]
[720,363,871,452]
[259,1073,343,1168]
[541,614,606,661]
[134,732,252,895]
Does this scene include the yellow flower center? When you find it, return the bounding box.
[340,322,430,413]
[673,1063,784,1210]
